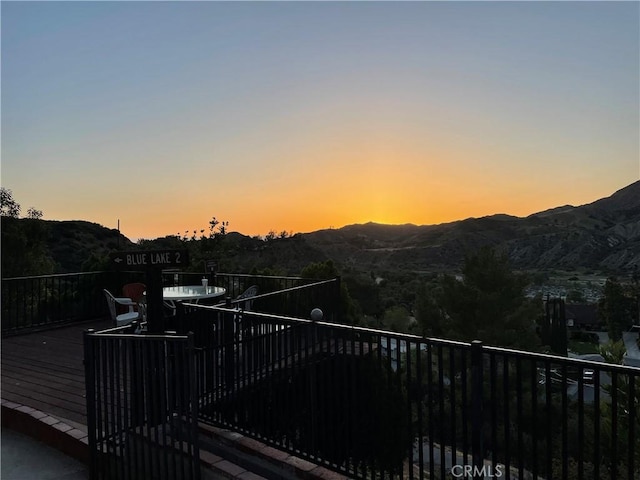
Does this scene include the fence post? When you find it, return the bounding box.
[223,297,235,388]
[308,310,319,453]
[471,340,484,479]
[83,329,98,480]
[185,331,202,480]
[334,276,341,323]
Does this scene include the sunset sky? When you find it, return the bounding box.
[2,1,639,241]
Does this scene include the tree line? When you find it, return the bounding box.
[3,186,638,350]
[1,188,52,277]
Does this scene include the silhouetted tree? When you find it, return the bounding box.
[26,207,43,219]
[301,260,359,324]
[598,340,640,477]
[342,273,382,318]
[545,296,568,355]
[0,187,21,218]
[1,216,54,277]
[382,305,412,333]
[415,278,447,338]
[215,352,410,474]
[1,190,51,276]
[208,216,228,237]
[417,246,541,349]
[599,277,634,341]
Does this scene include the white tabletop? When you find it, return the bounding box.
[162,285,226,302]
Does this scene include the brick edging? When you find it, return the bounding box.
[0,399,89,465]
[0,399,349,479]
[199,423,349,480]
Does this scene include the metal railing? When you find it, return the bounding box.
[227,278,340,321]
[80,275,341,479]
[0,270,323,335]
[1,272,112,334]
[181,304,639,480]
[84,325,200,480]
[14,269,625,478]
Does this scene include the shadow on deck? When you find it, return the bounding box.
[1,317,112,427]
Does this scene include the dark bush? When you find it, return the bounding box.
[213,351,410,473]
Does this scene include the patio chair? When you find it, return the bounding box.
[103,289,141,327]
[164,300,177,317]
[122,282,146,311]
[135,301,148,333]
[236,285,258,311]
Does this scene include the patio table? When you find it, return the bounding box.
[161,285,226,304]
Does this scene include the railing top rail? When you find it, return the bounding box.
[186,302,640,373]
[228,278,337,303]
[2,271,106,281]
[179,278,337,309]
[187,302,471,347]
[1,271,324,282]
[484,343,640,373]
[215,272,310,281]
[85,327,191,340]
[186,303,317,324]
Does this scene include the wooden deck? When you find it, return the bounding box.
[1,318,112,427]
[1,318,358,479]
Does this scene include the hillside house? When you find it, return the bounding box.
[565,303,601,330]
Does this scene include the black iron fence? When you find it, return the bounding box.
[84,326,200,480]
[182,304,639,480]
[228,278,340,321]
[2,272,109,334]
[0,271,324,335]
[12,269,628,478]
[79,275,341,479]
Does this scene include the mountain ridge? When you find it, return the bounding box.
[3,181,638,275]
[333,180,640,232]
[302,180,640,273]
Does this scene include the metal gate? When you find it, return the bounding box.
[84,329,200,480]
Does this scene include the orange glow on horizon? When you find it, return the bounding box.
[40,131,636,243]
[4,2,637,246]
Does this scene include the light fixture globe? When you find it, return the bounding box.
[310,308,323,321]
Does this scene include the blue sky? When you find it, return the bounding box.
[2,1,639,240]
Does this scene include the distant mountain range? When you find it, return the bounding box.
[9,181,639,275]
[301,180,640,274]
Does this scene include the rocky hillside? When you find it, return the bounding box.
[4,181,638,276]
[303,181,640,274]
[1,216,134,276]
[46,220,135,272]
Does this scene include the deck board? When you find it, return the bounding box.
[1,318,111,426]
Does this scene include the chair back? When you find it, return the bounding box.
[103,289,118,322]
[122,283,146,311]
[236,285,258,311]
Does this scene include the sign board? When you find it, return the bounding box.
[109,249,190,333]
[205,259,218,273]
[110,250,189,270]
